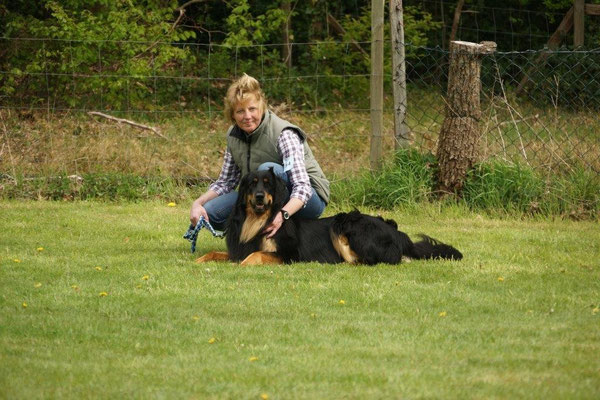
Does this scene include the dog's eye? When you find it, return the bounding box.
[252,178,258,183]
[263,178,269,184]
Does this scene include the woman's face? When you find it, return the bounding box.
[233,97,262,134]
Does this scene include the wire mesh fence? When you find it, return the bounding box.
[1,36,599,175]
[420,0,582,51]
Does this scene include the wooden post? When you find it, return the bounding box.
[574,0,585,47]
[436,40,496,195]
[370,0,385,170]
[390,0,410,149]
[586,4,600,15]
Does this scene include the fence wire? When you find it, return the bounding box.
[1,37,599,174]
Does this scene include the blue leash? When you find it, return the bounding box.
[183,216,224,253]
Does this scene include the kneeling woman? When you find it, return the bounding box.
[189,74,330,238]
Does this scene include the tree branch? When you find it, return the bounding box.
[87,112,167,139]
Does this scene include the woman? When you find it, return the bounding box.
[189,74,330,238]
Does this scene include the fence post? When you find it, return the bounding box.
[370,0,385,170]
[436,40,496,195]
[390,0,410,149]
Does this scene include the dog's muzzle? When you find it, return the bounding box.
[252,191,267,213]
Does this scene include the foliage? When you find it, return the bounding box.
[1,1,196,110]
[330,149,599,219]
[223,0,287,47]
[463,160,600,218]
[0,173,193,201]
[331,148,437,209]
[0,0,444,111]
[307,6,442,108]
[524,50,600,110]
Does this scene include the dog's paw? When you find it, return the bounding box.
[195,251,229,263]
[240,251,283,266]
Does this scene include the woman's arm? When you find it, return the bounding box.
[190,189,219,226]
[190,149,240,225]
[263,129,312,238]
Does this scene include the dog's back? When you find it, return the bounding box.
[331,211,462,264]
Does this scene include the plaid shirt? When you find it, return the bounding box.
[209,129,313,204]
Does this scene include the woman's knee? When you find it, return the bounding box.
[257,162,289,184]
[203,192,238,230]
[258,162,283,174]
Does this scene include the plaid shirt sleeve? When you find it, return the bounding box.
[278,129,313,205]
[209,148,241,195]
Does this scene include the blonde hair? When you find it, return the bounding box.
[224,73,268,122]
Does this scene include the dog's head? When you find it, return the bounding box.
[238,168,288,216]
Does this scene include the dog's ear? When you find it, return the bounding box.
[271,169,289,210]
[235,172,253,208]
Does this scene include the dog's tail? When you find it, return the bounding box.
[409,234,463,261]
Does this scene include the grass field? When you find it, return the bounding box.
[1,200,599,399]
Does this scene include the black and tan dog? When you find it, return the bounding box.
[196,169,463,266]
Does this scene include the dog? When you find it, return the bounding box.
[196,169,463,266]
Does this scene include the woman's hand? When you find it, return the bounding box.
[264,198,304,238]
[190,201,209,226]
[190,191,219,226]
[264,211,284,238]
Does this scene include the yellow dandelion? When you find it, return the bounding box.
[192,315,200,321]
[593,307,599,315]
[95,266,103,271]
[136,284,143,289]
[168,202,176,207]
[498,276,505,282]
[13,259,21,263]
[34,282,42,288]
[142,275,149,280]
[439,311,447,317]
[22,302,28,308]
[208,337,216,344]
[71,284,79,290]
[339,300,346,305]
[36,247,44,252]
[249,356,259,362]
[99,291,108,297]
[261,394,269,400]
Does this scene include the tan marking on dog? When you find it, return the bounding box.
[240,196,271,243]
[264,193,273,206]
[330,232,359,263]
[261,237,278,252]
[240,251,283,266]
[196,251,229,263]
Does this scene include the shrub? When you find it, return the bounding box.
[331,149,436,208]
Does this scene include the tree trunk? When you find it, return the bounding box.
[437,40,496,195]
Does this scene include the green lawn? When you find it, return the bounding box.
[1,200,599,399]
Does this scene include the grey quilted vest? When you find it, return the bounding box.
[226,110,330,203]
